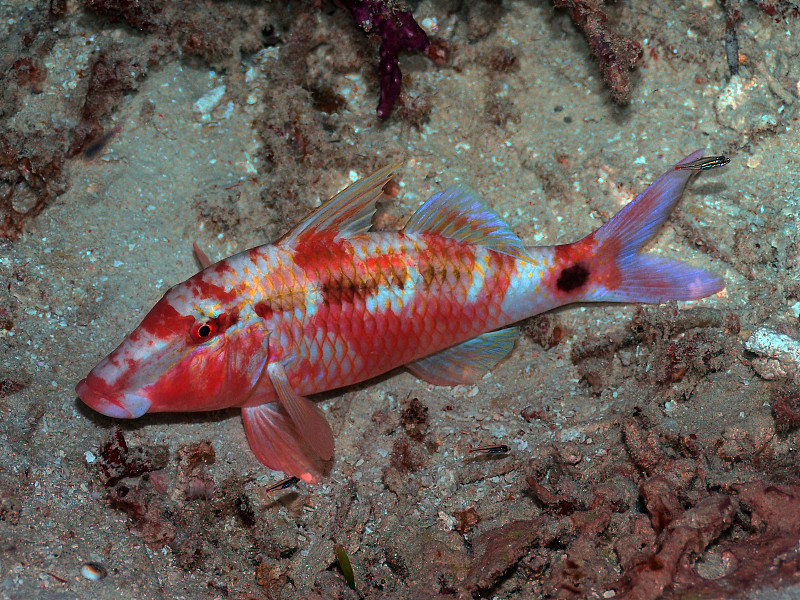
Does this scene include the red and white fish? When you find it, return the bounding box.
[77,151,727,483]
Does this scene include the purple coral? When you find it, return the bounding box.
[344,0,430,119]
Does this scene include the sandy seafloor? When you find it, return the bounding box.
[2,1,800,599]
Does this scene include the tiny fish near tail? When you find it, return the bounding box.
[76,151,727,483]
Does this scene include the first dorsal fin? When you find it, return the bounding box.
[403,186,532,261]
[279,163,403,244]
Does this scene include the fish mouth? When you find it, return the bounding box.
[76,373,151,419]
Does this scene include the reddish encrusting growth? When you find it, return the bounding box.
[341,0,430,118]
[552,0,642,104]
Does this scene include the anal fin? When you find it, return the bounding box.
[241,403,326,484]
[406,328,519,386]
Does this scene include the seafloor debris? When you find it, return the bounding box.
[452,507,481,533]
[334,543,357,590]
[457,416,795,597]
[723,0,741,77]
[399,396,429,442]
[715,74,782,135]
[553,0,642,103]
[523,313,565,349]
[455,413,800,598]
[82,0,164,32]
[94,437,287,560]
[108,482,177,549]
[175,440,216,500]
[1,0,272,240]
[0,129,70,240]
[572,305,739,393]
[615,419,800,598]
[192,85,227,123]
[342,0,430,118]
[92,427,169,486]
[572,306,738,364]
[755,0,800,20]
[465,518,562,595]
[69,52,146,156]
[0,373,29,398]
[388,434,426,473]
[771,385,800,434]
[745,326,800,383]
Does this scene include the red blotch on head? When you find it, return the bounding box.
[143,355,221,412]
[140,298,194,338]
[187,273,239,304]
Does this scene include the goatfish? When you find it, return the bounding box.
[76,151,728,483]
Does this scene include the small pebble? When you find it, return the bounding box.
[745,326,800,383]
[192,85,226,122]
[81,562,107,581]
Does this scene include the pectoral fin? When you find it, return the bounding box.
[267,362,335,461]
[238,350,335,484]
[406,328,519,386]
[241,403,325,484]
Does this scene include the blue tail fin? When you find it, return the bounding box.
[581,150,725,303]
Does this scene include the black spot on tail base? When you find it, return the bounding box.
[557,263,590,292]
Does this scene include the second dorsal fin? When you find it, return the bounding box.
[403,186,531,261]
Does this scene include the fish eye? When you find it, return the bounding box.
[190,320,217,343]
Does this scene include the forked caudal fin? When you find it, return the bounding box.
[558,150,728,304]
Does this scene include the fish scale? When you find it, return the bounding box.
[77,152,729,483]
[274,233,513,394]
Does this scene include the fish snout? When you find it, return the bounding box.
[76,372,151,419]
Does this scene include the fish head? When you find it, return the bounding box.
[76,270,271,418]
